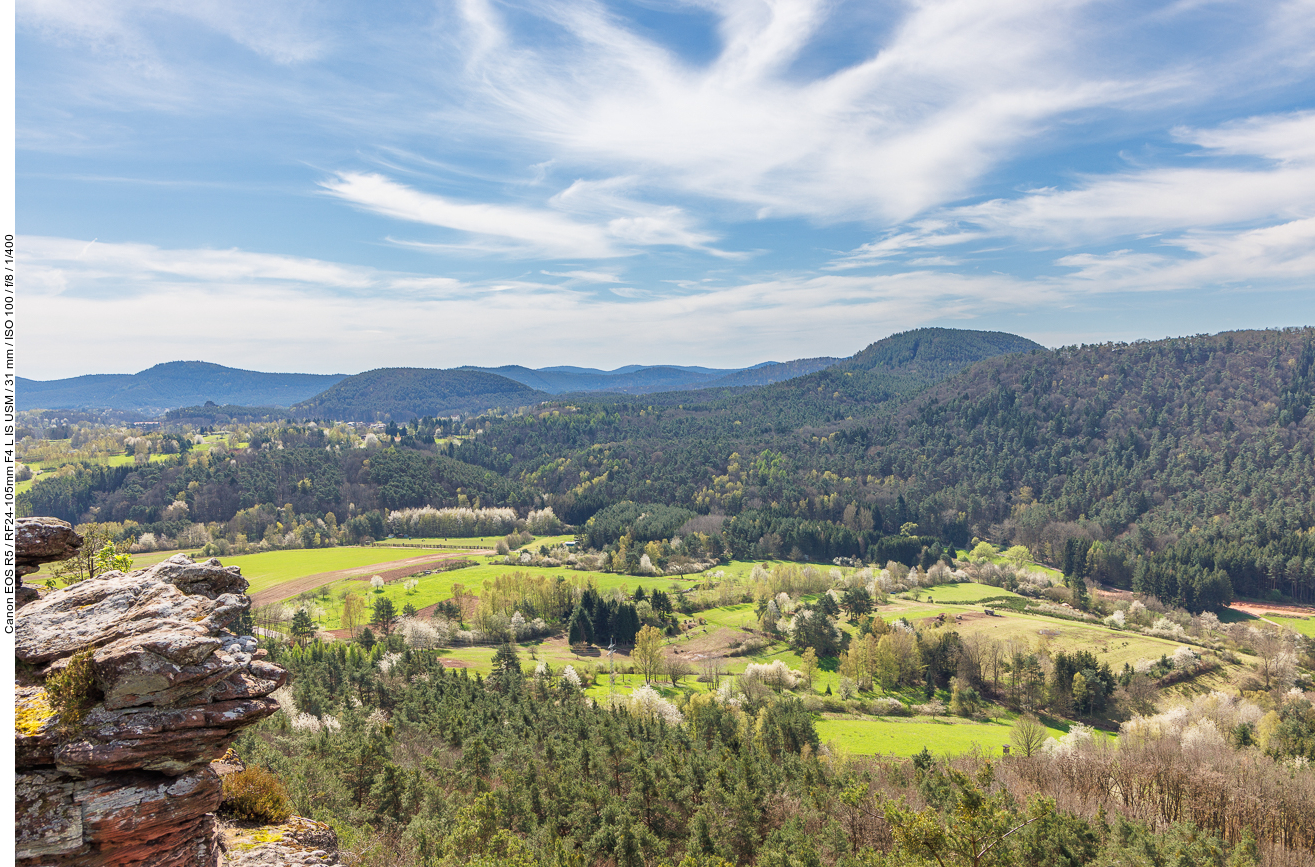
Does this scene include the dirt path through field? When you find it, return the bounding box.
[249,549,491,608]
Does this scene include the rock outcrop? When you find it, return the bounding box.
[220,816,345,867]
[16,516,84,608]
[14,518,286,867]
[17,517,84,579]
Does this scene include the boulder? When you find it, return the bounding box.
[16,517,83,579]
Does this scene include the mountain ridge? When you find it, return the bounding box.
[18,361,348,414]
[22,327,1046,416]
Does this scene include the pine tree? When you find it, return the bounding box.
[568,605,593,647]
[371,597,397,635]
[290,608,317,647]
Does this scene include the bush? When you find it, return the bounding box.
[871,697,909,716]
[221,766,292,824]
[821,696,846,713]
[45,649,99,730]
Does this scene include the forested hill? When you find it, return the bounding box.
[440,328,1051,523]
[863,328,1315,605]
[18,361,346,413]
[291,368,547,421]
[458,328,1315,608]
[836,327,1043,377]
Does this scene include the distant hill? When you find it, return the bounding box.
[460,365,716,395]
[836,327,1044,378]
[292,368,546,421]
[18,362,347,413]
[700,357,841,388]
[461,359,839,394]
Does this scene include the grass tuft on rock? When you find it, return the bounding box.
[44,649,99,731]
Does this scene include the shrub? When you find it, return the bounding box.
[821,696,846,713]
[221,766,293,824]
[871,696,908,716]
[45,649,99,730]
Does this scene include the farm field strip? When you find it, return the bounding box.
[215,547,475,595]
[912,583,1026,604]
[815,716,1069,758]
[370,534,578,550]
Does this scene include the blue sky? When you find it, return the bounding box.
[18,0,1315,378]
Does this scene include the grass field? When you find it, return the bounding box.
[413,635,1069,759]
[815,715,1069,757]
[1266,615,1315,638]
[913,583,1026,604]
[218,547,463,594]
[301,562,706,629]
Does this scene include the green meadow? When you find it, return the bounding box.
[1265,615,1315,638]
[815,715,1069,758]
[219,547,460,594]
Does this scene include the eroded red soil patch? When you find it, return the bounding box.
[1228,600,1315,619]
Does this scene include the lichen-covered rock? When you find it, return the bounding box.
[17,517,83,579]
[16,565,249,668]
[221,817,344,867]
[14,529,286,867]
[148,554,249,600]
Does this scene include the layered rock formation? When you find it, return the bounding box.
[14,518,286,867]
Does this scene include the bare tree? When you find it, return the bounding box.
[700,656,726,688]
[341,593,365,638]
[1011,714,1049,757]
[666,657,694,687]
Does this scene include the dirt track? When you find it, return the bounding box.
[249,549,490,608]
[1228,601,1315,619]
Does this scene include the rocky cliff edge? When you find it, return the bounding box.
[14,518,286,867]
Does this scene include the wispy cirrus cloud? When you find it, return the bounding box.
[319,171,736,259]
[829,110,1315,300]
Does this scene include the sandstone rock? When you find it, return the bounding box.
[15,530,286,867]
[16,573,248,667]
[221,817,344,867]
[148,554,249,599]
[18,582,42,609]
[16,517,83,579]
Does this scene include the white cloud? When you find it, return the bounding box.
[1056,218,1315,291]
[442,0,1177,222]
[541,270,623,283]
[320,172,621,259]
[320,171,734,259]
[947,111,1315,245]
[18,0,330,65]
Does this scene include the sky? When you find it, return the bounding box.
[16,0,1315,379]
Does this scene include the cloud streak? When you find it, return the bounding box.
[320,171,733,259]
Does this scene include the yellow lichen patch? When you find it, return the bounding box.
[16,689,57,737]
